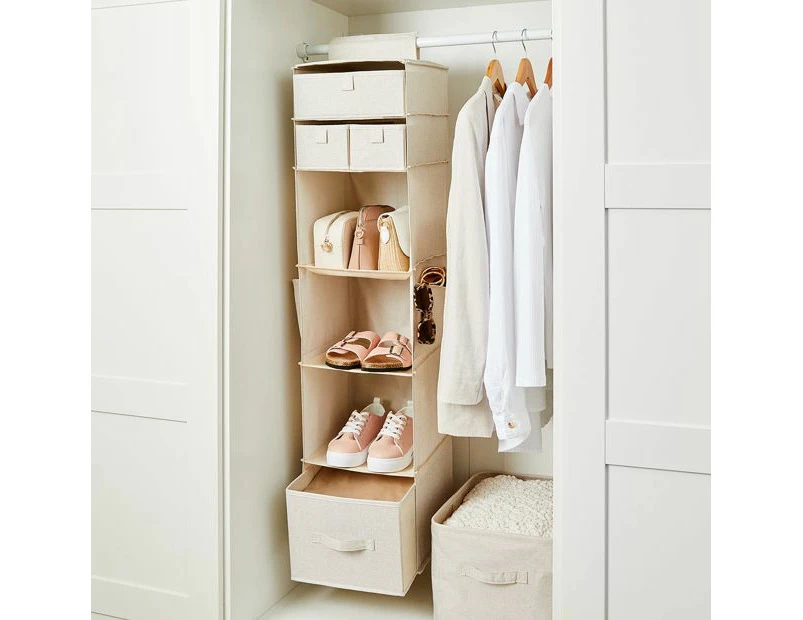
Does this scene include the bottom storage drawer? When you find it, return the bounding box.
[286,466,418,596]
[431,472,553,619]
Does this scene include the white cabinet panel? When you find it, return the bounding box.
[91,211,192,404]
[606,0,711,163]
[92,0,192,210]
[607,466,711,620]
[91,412,190,617]
[608,209,710,427]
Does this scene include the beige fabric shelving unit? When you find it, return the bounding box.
[286,58,455,596]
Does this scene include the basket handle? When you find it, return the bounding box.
[460,565,528,585]
[310,533,375,552]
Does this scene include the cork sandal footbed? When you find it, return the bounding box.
[361,358,413,372]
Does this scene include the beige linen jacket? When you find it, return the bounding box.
[437,77,497,437]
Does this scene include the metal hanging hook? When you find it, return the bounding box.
[521,28,528,55]
[491,30,498,56]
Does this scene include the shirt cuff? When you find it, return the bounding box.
[492,409,532,441]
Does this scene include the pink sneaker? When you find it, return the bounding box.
[326,397,386,468]
[367,401,414,473]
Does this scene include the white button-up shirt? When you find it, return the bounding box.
[437,76,497,437]
[483,82,539,451]
[514,85,553,387]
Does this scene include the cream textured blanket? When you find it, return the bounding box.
[445,475,553,538]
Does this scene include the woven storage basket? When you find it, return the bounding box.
[431,472,553,619]
[378,209,410,272]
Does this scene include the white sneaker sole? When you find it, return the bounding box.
[366,451,413,473]
[326,447,369,468]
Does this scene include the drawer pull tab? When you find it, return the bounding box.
[311,533,375,552]
[460,565,528,585]
[369,128,385,144]
[340,75,355,91]
[314,128,328,144]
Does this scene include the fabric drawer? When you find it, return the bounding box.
[431,472,553,619]
[293,70,406,120]
[295,125,349,170]
[349,125,406,171]
[286,467,418,596]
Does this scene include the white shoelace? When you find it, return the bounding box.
[378,413,407,442]
[340,410,369,437]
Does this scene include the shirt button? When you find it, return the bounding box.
[507,420,517,429]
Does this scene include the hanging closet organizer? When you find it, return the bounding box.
[286,58,455,596]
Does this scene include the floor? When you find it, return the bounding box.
[262,568,434,619]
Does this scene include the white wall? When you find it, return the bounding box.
[225,2,348,618]
[349,0,553,485]
[603,0,711,617]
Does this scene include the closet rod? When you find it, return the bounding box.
[296,28,552,59]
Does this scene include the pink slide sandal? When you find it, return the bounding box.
[325,331,380,369]
[361,332,413,372]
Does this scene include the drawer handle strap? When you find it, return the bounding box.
[310,533,375,552]
[460,565,528,585]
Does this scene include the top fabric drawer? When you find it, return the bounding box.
[293,59,448,121]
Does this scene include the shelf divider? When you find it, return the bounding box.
[298,264,411,280]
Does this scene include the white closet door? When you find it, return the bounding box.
[557,0,710,617]
[91,1,222,619]
[604,1,711,617]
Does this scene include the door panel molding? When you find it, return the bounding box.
[92,576,188,620]
[606,419,711,474]
[91,374,188,422]
[605,163,711,209]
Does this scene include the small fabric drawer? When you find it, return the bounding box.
[287,467,417,596]
[293,70,405,120]
[295,125,349,170]
[349,125,406,171]
[431,472,553,619]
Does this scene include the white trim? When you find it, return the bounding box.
[92,0,187,9]
[552,0,607,616]
[91,576,187,620]
[605,163,711,209]
[222,0,232,618]
[91,375,188,423]
[606,420,711,475]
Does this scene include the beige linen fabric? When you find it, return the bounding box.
[437,77,497,437]
[431,472,553,619]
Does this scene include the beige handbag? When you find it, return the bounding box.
[348,205,394,270]
[313,210,358,269]
[378,205,410,272]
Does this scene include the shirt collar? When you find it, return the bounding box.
[479,75,498,128]
[479,76,497,108]
[479,75,494,97]
[507,82,531,125]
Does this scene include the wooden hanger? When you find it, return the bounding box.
[544,57,553,89]
[487,59,506,97]
[516,29,537,97]
[515,57,537,97]
[486,31,506,96]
